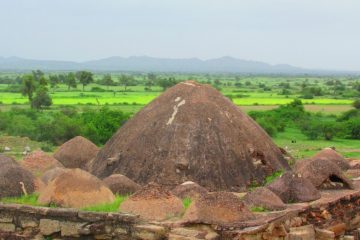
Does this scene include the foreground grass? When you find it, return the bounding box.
[81,195,128,212]
[1,193,41,206]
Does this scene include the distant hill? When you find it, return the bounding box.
[0,56,356,74]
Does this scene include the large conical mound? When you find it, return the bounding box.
[90,81,289,191]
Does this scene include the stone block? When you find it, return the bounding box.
[60,221,84,237]
[289,225,315,240]
[39,219,60,235]
[0,223,16,232]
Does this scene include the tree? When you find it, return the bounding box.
[76,71,93,91]
[146,73,157,90]
[353,99,360,109]
[49,74,60,91]
[31,86,52,110]
[118,74,135,91]
[157,77,177,91]
[21,74,36,102]
[65,73,77,90]
[101,74,114,89]
[32,70,44,82]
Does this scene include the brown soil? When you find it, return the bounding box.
[38,168,115,208]
[120,183,184,221]
[20,150,63,177]
[102,174,140,195]
[90,81,289,191]
[53,136,99,169]
[183,191,255,225]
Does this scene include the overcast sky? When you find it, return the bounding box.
[0,0,359,71]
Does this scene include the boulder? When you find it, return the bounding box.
[102,174,140,195]
[120,183,184,221]
[53,136,99,169]
[38,168,115,208]
[89,81,289,191]
[311,148,350,170]
[171,181,208,200]
[183,191,255,225]
[0,155,35,198]
[294,158,353,189]
[21,150,64,177]
[243,187,286,211]
[267,172,321,203]
[41,167,69,185]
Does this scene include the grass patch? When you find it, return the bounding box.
[182,198,192,209]
[1,193,41,206]
[81,195,128,212]
[264,170,283,185]
[250,206,268,212]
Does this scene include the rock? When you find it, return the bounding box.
[132,224,167,240]
[294,158,353,190]
[39,219,60,235]
[4,146,10,151]
[120,183,184,221]
[60,221,83,237]
[289,225,315,240]
[315,228,335,239]
[21,150,64,177]
[311,148,350,170]
[327,223,346,237]
[267,171,320,203]
[0,223,16,232]
[24,146,31,152]
[102,174,140,195]
[183,191,255,225]
[38,168,115,208]
[0,155,35,198]
[243,187,286,211]
[53,136,99,169]
[171,181,208,200]
[89,81,289,191]
[41,167,68,185]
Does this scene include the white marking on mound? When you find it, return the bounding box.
[182,82,195,86]
[167,99,186,125]
[175,97,181,102]
[181,181,195,185]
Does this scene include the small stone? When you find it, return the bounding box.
[4,146,10,151]
[327,223,346,237]
[342,236,354,240]
[170,227,202,237]
[0,213,13,223]
[20,217,39,228]
[133,224,166,240]
[0,223,16,232]
[205,231,220,240]
[40,219,60,235]
[24,146,31,152]
[289,225,315,240]
[60,221,83,237]
[315,228,335,239]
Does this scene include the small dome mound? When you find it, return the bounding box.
[183,192,255,225]
[267,172,321,203]
[102,174,140,195]
[41,167,69,185]
[0,154,17,166]
[21,150,64,177]
[312,148,350,170]
[120,183,184,221]
[38,168,115,208]
[171,181,208,200]
[0,155,35,198]
[53,136,99,169]
[243,187,286,211]
[294,158,353,190]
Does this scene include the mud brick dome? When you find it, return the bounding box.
[90,81,289,191]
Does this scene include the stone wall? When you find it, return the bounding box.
[0,203,167,239]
